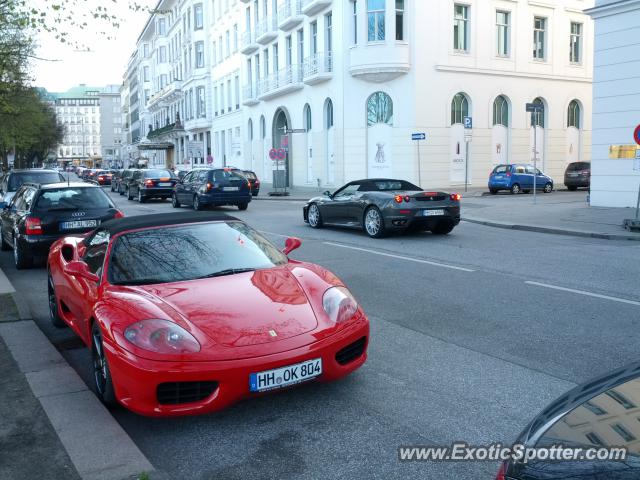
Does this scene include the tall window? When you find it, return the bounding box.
[196,86,206,117]
[227,79,232,112]
[157,18,166,35]
[226,31,231,58]
[311,21,318,55]
[396,0,404,40]
[195,41,205,68]
[234,76,240,109]
[248,119,253,141]
[273,44,279,73]
[326,13,333,53]
[297,29,304,69]
[367,92,393,126]
[286,35,292,67]
[570,22,582,63]
[214,86,218,116]
[493,95,509,127]
[143,66,150,82]
[496,11,510,57]
[451,93,469,125]
[567,100,581,128]
[533,17,546,60]
[233,24,239,52]
[159,46,167,63]
[194,4,203,29]
[532,97,545,127]
[353,0,358,44]
[212,41,217,65]
[367,0,385,42]
[326,99,334,128]
[260,115,266,139]
[304,104,312,131]
[453,4,469,52]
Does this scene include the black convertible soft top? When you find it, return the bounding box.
[100,212,239,236]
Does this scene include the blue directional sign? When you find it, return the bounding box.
[463,117,472,129]
[412,133,426,141]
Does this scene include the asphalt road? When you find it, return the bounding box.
[2,182,640,480]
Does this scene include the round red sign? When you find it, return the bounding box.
[269,148,277,160]
[634,125,640,146]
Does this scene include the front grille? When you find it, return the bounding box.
[335,337,367,366]
[415,195,446,202]
[157,381,218,405]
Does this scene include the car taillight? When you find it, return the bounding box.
[404,195,410,202]
[582,170,590,176]
[113,210,125,219]
[254,179,260,185]
[25,217,42,235]
[450,193,461,201]
[144,179,154,186]
[247,181,252,188]
[98,176,105,181]
[394,195,403,204]
[205,182,213,192]
[495,461,507,480]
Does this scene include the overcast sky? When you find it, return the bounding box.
[30,0,156,92]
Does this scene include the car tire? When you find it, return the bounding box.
[193,195,203,211]
[238,202,248,211]
[567,185,577,191]
[171,193,181,208]
[307,203,323,228]
[126,187,133,200]
[0,232,10,251]
[137,190,146,203]
[48,273,66,328]
[364,207,386,239]
[119,185,125,196]
[489,189,498,195]
[91,322,117,407]
[431,221,455,235]
[543,183,553,193]
[13,235,32,270]
[510,183,521,194]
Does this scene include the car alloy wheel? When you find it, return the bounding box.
[91,323,116,406]
[0,231,10,251]
[172,193,181,208]
[48,274,65,328]
[13,235,31,269]
[364,207,385,238]
[138,190,146,203]
[308,204,322,228]
[238,202,248,211]
[510,184,521,194]
[126,187,133,200]
[544,183,553,193]
[193,195,202,211]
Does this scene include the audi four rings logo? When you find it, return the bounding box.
[71,212,86,217]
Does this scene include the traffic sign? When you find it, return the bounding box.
[463,117,472,129]
[635,149,640,171]
[269,148,277,160]
[526,103,543,113]
[634,125,640,145]
[412,133,426,141]
[285,129,306,134]
[277,148,286,160]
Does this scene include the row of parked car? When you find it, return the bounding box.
[488,161,591,194]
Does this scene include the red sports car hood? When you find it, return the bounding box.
[131,265,319,348]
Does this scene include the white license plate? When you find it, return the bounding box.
[250,358,322,393]
[567,173,579,177]
[223,186,239,191]
[158,182,172,186]
[59,219,98,230]
[424,209,445,217]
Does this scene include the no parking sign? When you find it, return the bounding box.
[634,125,640,145]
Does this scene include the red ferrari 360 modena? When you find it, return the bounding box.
[47,212,369,416]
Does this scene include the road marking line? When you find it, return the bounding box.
[323,242,475,272]
[525,281,640,307]
[260,230,293,239]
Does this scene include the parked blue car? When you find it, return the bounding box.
[488,164,554,194]
[171,168,252,211]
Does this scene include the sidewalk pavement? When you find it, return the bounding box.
[0,268,159,480]
[462,191,640,241]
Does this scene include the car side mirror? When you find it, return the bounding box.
[63,260,99,282]
[323,190,332,198]
[282,237,302,256]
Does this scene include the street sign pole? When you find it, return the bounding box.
[411,133,426,187]
[463,117,472,193]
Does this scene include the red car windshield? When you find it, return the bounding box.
[108,221,288,285]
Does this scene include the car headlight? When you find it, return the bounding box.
[123,319,200,354]
[322,286,358,324]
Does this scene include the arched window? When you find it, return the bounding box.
[451,93,469,125]
[532,97,545,128]
[493,95,509,127]
[248,119,253,141]
[304,104,312,131]
[567,100,581,129]
[325,98,334,129]
[260,115,266,139]
[367,91,393,126]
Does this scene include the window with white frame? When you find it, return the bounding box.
[212,41,217,65]
[196,86,206,117]
[533,17,546,60]
[226,30,231,58]
[353,0,358,44]
[367,0,385,42]
[195,41,205,68]
[234,76,240,109]
[326,12,332,53]
[311,21,318,55]
[496,11,510,57]
[159,46,167,63]
[453,4,469,52]
[395,0,404,41]
[233,24,239,52]
[194,4,203,30]
[570,22,582,63]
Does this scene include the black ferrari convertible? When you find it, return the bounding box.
[303,179,461,238]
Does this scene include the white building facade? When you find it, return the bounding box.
[587,0,640,208]
[241,0,594,189]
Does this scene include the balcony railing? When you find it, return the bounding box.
[241,31,259,54]
[303,52,333,85]
[256,16,278,44]
[257,64,304,100]
[278,0,304,31]
[242,84,260,106]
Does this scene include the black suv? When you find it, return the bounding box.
[564,161,591,191]
[117,169,137,196]
[0,182,123,269]
[126,168,176,203]
[172,168,252,210]
[0,169,65,207]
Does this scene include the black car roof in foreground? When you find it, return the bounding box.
[99,212,239,236]
[520,360,640,446]
[37,182,99,189]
